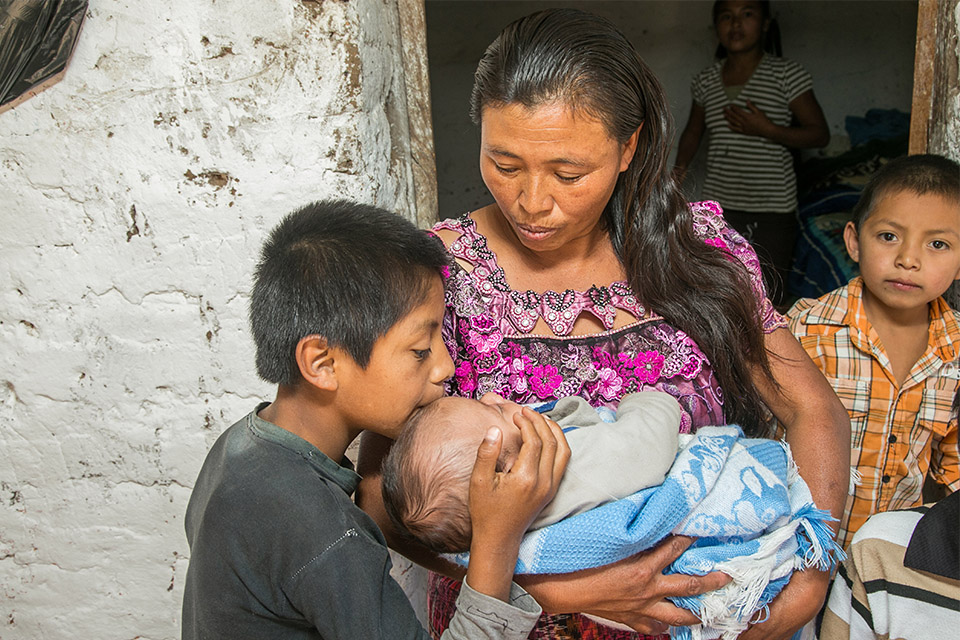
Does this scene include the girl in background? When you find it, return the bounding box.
[674,0,829,307]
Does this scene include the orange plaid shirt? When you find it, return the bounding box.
[787,277,959,549]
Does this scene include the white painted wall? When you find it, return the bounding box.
[0,0,422,637]
[427,0,919,215]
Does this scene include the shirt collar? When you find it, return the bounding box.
[801,277,960,363]
[247,402,361,496]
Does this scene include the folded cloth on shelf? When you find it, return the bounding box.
[450,425,844,640]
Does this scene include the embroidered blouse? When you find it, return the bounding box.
[435,200,786,432]
[428,201,787,640]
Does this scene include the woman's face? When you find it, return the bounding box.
[479,101,638,254]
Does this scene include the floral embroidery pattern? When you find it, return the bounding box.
[434,201,786,432]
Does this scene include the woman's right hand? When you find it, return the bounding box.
[517,535,731,634]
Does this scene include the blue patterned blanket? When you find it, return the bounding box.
[451,425,844,640]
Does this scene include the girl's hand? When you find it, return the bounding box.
[464,407,570,600]
[724,100,773,138]
[518,535,731,633]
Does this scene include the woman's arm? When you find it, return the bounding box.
[673,102,706,184]
[723,90,829,149]
[516,536,730,633]
[738,327,850,639]
[357,432,731,633]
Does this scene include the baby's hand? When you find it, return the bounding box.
[470,407,570,550]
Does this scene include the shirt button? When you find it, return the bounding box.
[888,435,897,444]
[882,475,891,483]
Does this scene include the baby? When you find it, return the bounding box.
[381,391,682,553]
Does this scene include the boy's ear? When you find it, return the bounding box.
[843,221,861,263]
[295,335,338,392]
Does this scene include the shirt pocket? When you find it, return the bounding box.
[917,387,956,438]
[829,378,871,448]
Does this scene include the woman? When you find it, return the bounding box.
[358,9,848,639]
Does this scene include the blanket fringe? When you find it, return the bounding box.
[793,504,846,571]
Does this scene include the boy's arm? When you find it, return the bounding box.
[462,408,570,600]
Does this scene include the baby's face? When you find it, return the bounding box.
[421,394,526,470]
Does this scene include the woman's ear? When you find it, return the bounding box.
[843,221,861,263]
[296,335,338,391]
[619,123,643,172]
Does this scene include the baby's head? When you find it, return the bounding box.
[381,394,526,553]
[845,154,960,310]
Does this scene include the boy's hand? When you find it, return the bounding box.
[463,407,570,601]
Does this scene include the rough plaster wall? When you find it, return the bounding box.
[0,0,421,637]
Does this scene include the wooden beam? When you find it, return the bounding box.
[909,0,938,154]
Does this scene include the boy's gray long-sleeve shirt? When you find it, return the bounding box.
[182,404,541,639]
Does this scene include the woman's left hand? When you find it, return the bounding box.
[723,100,773,138]
[736,568,830,639]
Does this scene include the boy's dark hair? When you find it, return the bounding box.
[381,403,474,554]
[852,154,960,231]
[250,200,449,385]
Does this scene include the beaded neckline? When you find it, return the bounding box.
[435,214,648,337]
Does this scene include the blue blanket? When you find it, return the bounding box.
[451,426,844,639]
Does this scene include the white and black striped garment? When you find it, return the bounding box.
[820,496,960,639]
[691,55,813,213]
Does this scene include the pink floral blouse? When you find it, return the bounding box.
[435,200,786,433]
[428,201,787,640]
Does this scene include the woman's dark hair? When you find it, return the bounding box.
[712,1,782,59]
[470,8,778,434]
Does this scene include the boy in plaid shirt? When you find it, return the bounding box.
[786,154,960,549]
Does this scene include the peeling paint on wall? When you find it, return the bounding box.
[0,0,423,637]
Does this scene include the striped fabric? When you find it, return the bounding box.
[786,277,960,550]
[692,55,813,213]
[819,503,960,639]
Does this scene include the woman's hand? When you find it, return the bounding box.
[517,535,731,633]
[465,407,571,601]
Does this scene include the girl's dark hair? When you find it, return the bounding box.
[712,1,782,59]
[470,9,777,434]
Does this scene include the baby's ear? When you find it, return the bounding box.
[296,335,337,391]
